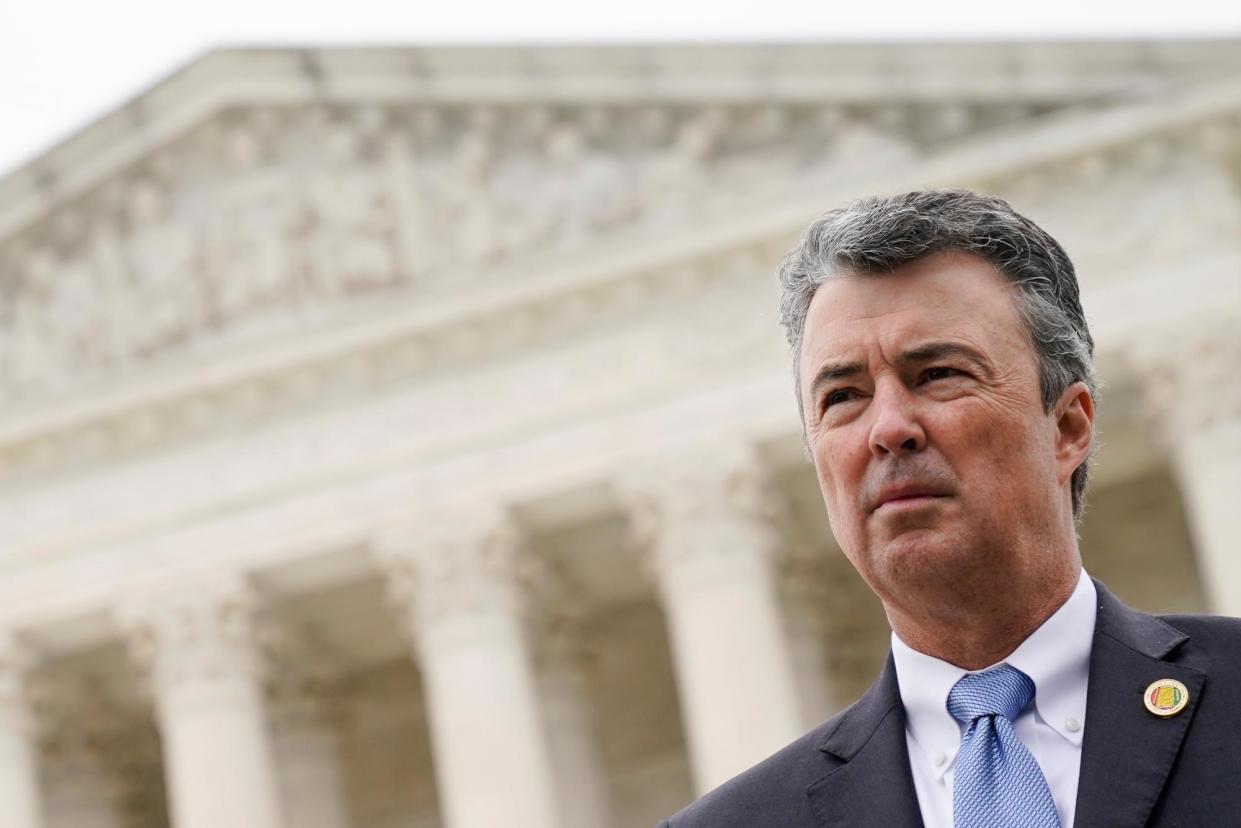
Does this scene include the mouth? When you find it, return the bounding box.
[871,487,952,514]
[875,494,948,512]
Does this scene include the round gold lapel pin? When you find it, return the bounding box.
[1143,679,1189,717]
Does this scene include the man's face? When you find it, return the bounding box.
[798,250,1074,614]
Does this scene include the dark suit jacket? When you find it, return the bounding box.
[659,580,1241,827]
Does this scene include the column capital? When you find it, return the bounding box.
[35,679,157,827]
[117,578,282,828]
[526,563,596,677]
[0,629,33,688]
[32,676,121,760]
[622,443,778,524]
[118,572,266,696]
[1126,325,1241,441]
[377,505,540,630]
[0,632,35,734]
[619,444,787,579]
[1126,323,1241,617]
[779,543,834,610]
[262,625,346,734]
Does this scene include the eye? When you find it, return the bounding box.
[823,389,856,409]
[923,366,958,382]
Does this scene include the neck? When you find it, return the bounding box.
[886,564,1080,670]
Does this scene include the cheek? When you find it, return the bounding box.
[813,439,863,526]
[943,408,1051,495]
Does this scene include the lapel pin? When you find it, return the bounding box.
[1143,678,1189,717]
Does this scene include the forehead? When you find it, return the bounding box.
[799,250,1028,378]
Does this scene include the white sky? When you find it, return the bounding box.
[2,0,1240,178]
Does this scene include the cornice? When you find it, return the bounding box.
[7,41,1241,238]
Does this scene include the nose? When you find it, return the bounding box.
[868,381,926,457]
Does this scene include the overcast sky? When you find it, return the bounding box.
[2,0,1241,177]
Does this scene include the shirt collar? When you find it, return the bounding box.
[891,568,1097,781]
[1005,568,1096,746]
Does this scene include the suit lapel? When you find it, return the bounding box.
[803,581,1202,827]
[807,654,925,827]
[1075,581,1206,827]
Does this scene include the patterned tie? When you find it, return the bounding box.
[947,665,1061,828]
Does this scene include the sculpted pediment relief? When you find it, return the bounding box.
[0,96,1076,402]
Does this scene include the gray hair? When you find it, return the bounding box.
[776,189,1097,520]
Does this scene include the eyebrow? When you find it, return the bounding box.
[806,341,993,405]
[900,341,993,373]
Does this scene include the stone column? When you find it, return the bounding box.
[0,637,43,828]
[625,446,802,793]
[122,576,283,828]
[34,678,145,828]
[1139,333,1241,616]
[380,509,558,828]
[779,548,838,728]
[266,636,351,828]
[531,587,613,828]
[39,731,125,828]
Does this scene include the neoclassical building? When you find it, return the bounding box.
[0,43,1239,828]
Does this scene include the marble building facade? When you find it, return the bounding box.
[0,43,1239,828]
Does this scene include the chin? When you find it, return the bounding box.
[871,530,973,590]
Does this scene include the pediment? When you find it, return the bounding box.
[8,43,1241,402]
[1,43,1240,476]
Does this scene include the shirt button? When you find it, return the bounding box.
[1065,717,1082,733]
[933,752,947,767]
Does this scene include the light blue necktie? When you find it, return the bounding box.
[947,664,1061,828]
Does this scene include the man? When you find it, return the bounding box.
[658,190,1241,827]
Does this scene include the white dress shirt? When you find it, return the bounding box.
[891,568,1097,828]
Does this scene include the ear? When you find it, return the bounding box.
[1053,381,1094,485]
